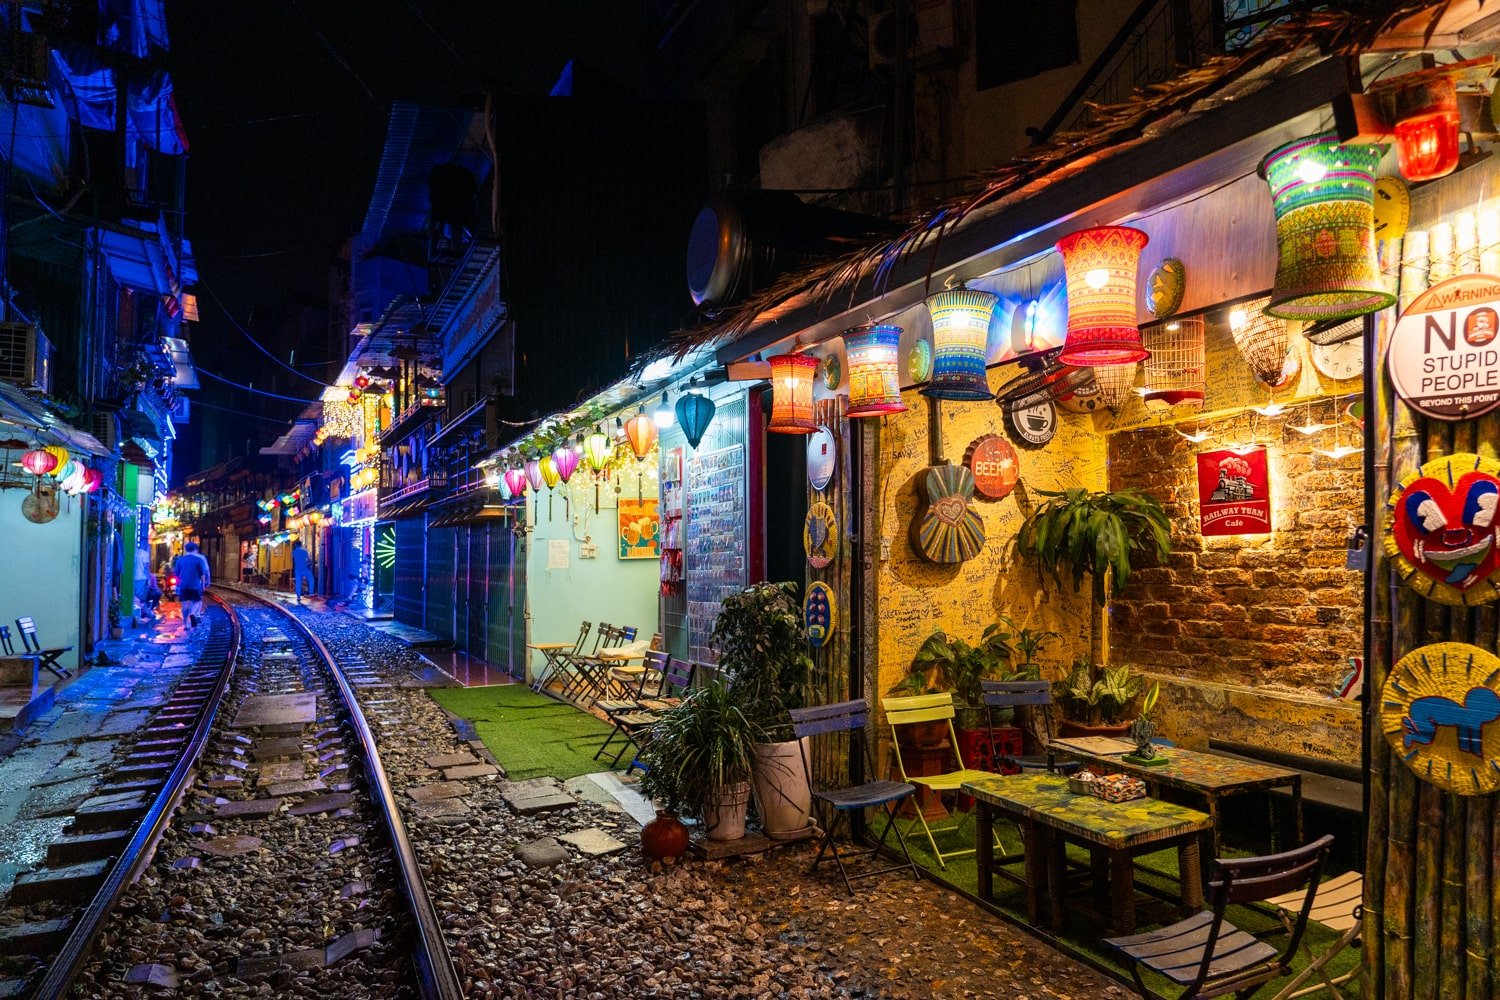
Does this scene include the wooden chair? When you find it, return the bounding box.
[1265,871,1365,999]
[16,617,72,679]
[1106,834,1335,1000]
[791,699,920,895]
[980,679,1079,773]
[881,692,996,869]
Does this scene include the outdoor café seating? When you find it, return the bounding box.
[881,692,997,869]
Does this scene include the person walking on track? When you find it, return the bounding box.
[174,541,211,630]
[291,540,315,604]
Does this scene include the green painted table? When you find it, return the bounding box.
[963,772,1213,934]
[1048,740,1304,861]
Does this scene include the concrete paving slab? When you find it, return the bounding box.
[425,752,480,769]
[266,778,327,797]
[412,798,470,818]
[286,793,354,816]
[407,783,467,804]
[250,737,304,760]
[214,798,284,819]
[559,827,627,856]
[255,761,305,785]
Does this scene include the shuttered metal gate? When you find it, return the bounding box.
[393,516,425,627]
[426,523,456,640]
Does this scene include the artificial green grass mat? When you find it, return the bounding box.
[427,685,622,782]
[873,811,1362,997]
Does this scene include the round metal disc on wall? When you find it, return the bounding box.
[804,501,838,569]
[1002,393,1058,448]
[908,339,932,383]
[964,434,1021,501]
[821,354,842,391]
[1146,257,1186,318]
[1380,641,1500,795]
[807,426,837,492]
[22,488,58,524]
[805,582,837,649]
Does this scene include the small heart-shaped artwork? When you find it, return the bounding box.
[933,495,966,524]
[1387,454,1500,606]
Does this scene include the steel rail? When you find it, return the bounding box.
[34,592,241,1000]
[224,585,463,1000]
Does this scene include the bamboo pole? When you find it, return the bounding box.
[1471,410,1500,1000]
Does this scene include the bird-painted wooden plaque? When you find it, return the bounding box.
[1385,453,1500,606]
[804,582,836,649]
[804,501,838,569]
[911,463,985,563]
[1380,641,1500,795]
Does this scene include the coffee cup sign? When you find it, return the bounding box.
[1389,274,1500,422]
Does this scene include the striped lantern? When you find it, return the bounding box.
[675,391,717,449]
[922,285,996,400]
[842,323,907,417]
[551,445,579,484]
[1056,226,1149,366]
[768,353,819,434]
[1142,317,1206,410]
[624,407,658,459]
[1259,133,1395,321]
[21,449,57,475]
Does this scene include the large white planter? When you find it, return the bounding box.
[702,780,751,841]
[751,738,814,840]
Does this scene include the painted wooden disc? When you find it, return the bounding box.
[804,582,837,649]
[1384,453,1500,606]
[1146,257,1186,318]
[964,435,1020,501]
[804,501,838,569]
[807,426,836,492]
[822,354,842,391]
[911,463,985,563]
[908,339,932,383]
[1373,176,1411,244]
[1380,642,1500,795]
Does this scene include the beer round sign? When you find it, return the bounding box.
[1388,273,1500,421]
[964,434,1020,501]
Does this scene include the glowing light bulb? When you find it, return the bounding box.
[1177,429,1211,444]
[1316,444,1361,459]
[1297,159,1328,183]
[654,394,674,429]
[1084,268,1111,289]
[1252,401,1286,417]
[1229,308,1249,331]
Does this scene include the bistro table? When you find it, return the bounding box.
[527,642,575,692]
[965,772,1213,934]
[1048,738,1304,860]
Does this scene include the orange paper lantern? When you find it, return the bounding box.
[624,407,659,459]
[768,353,819,434]
[1056,226,1149,366]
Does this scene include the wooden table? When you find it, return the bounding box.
[965,773,1212,934]
[526,642,574,691]
[1048,738,1304,860]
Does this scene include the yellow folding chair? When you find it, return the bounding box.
[881,692,996,869]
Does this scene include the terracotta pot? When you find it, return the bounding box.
[1058,718,1132,739]
[640,809,690,862]
[703,780,751,841]
[751,739,814,841]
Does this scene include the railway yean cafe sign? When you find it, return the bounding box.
[1388,273,1500,422]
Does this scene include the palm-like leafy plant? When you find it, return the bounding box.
[638,678,759,816]
[1015,486,1172,605]
[711,581,811,743]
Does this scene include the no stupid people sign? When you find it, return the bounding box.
[1388,273,1500,422]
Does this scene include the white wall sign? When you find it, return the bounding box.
[547,538,570,569]
[1389,273,1500,422]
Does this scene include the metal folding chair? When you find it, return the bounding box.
[791,699,920,895]
[1106,835,1335,1000]
[1266,871,1365,999]
[595,654,694,767]
[531,620,590,692]
[881,692,996,869]
[980,679,1079,774]
[574,625,638,708]
[557,622,612,701]
[17,617,72,679]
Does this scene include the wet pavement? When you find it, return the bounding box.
[0,605,207,896]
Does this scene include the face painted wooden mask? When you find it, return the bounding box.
[1388,454,1500,605]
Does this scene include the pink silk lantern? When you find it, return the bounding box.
[503,467,528,497]
[552,445,579,484]
[525,458,544,494]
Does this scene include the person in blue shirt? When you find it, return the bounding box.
[291,540,315,604]
[173,541,211,630]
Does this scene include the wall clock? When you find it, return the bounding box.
[1380,641,1500,795]
[1385,452,1500,606]
[1311,338,1363,382]
[804,582,836,649]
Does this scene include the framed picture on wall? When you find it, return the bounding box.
[618,497,661,560]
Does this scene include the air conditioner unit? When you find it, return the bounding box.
[0,322,52,393]
[867,0,954,67]
[91,412,120,452]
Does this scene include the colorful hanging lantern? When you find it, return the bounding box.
[842,323,907,417]
[525,457,544,494]
[540,455,560,489]
[44,446,68,475]
[503,467,528,497]
[60,463,88,495]
[496,470,513,501]
[552,445,579,484]
[52,459,76,482]
[624,407,659,459]
[675,391,716,449]
[21,449,58,475]
[1090,363,1138,412]
[1142,317,1206,410]
[347,389,362,403]
[82,467,103,493]
[768,353,819,434]
[1259,133,1395,321]
[1055,226,1149,366]
[922,284,996,399]
[354,374,370,389]
[1394,77,1461,183]
[583,426,612,471]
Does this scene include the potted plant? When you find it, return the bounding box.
[638,677,758,841]
[1008,620,1059,678]
[108,603,124,641]
[1055,659,1146,738]
[1124,681,1166,765]
[711,581,815,840]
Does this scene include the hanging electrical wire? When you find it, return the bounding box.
[197,368,320,404]
[199,279,332,387]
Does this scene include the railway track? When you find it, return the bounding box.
[0,589,462,1000]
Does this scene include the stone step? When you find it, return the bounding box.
[9,858,111,905]
[46,827,131,864]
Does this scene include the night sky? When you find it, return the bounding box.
[167,1,657,477]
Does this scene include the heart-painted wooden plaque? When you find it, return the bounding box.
[911,463,985,564]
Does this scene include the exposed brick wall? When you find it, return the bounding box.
[1106,402,1364,696]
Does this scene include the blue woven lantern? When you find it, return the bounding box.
[675,391,717,450]
[922,283,997,400]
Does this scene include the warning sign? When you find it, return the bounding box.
[1388,273,1500,422]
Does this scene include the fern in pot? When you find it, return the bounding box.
[710,581,814,840]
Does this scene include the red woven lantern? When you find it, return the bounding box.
[624,407,658,459]
[1394,77,1460,183]
[1056,226,1149,366]
[21,449,58,475]
[768,353,819,434]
